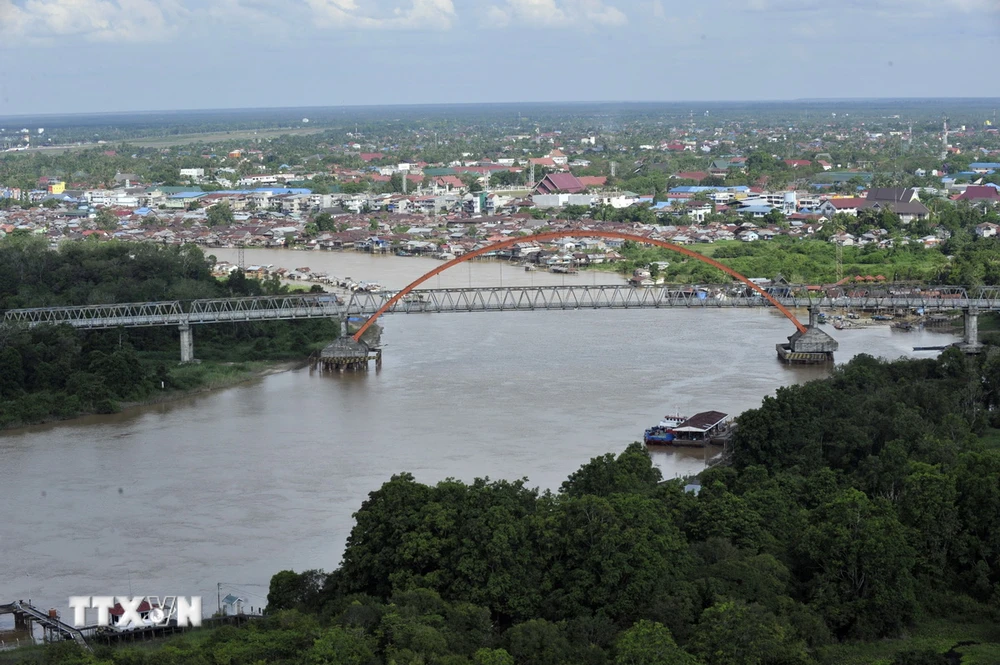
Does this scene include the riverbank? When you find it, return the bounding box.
[0,358,308,432]
[127,358,308,408]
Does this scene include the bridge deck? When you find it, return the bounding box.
[2,285,998,330]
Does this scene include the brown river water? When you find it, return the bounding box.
[0,250,960,624]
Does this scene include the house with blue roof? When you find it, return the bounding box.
[739,205,775,218]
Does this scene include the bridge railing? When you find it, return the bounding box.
[3,285,1000,330]
[3,301,185,327]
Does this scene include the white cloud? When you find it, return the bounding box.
[305,0,457,30]
[0,0,186,43]
[741,0,997,13]
[484,0,627,28]
[483,4,510,26]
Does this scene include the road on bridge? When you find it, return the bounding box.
[3,285,999,331]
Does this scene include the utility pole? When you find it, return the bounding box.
[217,583,221,616]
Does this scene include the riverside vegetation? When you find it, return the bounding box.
[0,236,339,428]
[610,234,1000,286]
[16,346,1000,665]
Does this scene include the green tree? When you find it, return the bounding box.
[506,619,570,665]
[207,201,234,226]
[314,212,336,232]
[798,489,917,639]
[307,625,376,665]
[95,207,118,231]
[561,443,662,498]
[267,569,329,613]
[689,601,807,665]
[615,620,698,665]
[474,648,515,665]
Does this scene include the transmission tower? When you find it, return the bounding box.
[237,243,245,271]
[610,161,617,178]
[835,241,843,283]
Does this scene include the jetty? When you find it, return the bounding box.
[0,601,91,651]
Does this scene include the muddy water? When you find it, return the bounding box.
[0,252,959,624]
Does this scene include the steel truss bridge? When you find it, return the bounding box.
[4,285,1000,330]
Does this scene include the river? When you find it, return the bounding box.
[0,250,961,626]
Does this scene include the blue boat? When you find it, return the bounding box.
[643,414,685,445]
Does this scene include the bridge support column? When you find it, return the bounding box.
[957,307,984,354]
[808,304,820,327]
[179,324,195,363]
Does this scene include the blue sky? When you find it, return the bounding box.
[0,0,998,115]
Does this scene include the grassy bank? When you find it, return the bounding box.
[131,359,306,404]
[592,238,951,284]
[0,358,309,431]
[817,617,1000,664]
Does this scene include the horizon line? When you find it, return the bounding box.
[3,96,1000,120]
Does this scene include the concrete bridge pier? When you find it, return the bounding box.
[808,304,821,327]
[179,323,195,363]
[776,304,839,364]
[957,307,984,354]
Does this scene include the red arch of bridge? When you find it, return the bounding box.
[352,230,807,341]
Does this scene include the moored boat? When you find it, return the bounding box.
[643,411,732,448]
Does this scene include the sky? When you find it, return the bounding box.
[0,0,999,116]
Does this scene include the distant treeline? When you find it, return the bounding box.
[0,237,338,427]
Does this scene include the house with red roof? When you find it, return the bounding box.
[674,171,709,183]
[957,185,1000,203]
[578,176,607,188]
[534,173,585,194]
[434,175,465,191]
[359,153,384,162]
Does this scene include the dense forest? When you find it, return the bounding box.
[0,237,338,427]
[22,347,1000,665]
